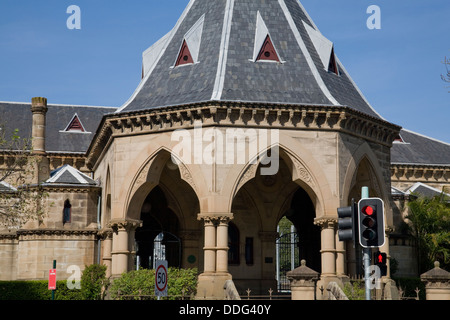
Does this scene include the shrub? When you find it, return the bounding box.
[80,264,108,300]
[110,267,198,300]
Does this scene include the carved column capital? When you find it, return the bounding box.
[108,219,142,233]
[197,213,234,224]
[314,217,337,229]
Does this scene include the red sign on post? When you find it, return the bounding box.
[48,269,57,290]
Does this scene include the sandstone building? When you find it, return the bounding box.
[0,0,449,299]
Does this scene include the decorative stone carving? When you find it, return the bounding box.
[86,103,401,170]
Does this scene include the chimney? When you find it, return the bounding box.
[30,97,49,184]
[31,97,48,155]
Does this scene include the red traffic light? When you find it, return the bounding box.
[362,205,374,216]
[357,198,385,248]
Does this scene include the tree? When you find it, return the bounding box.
[0,124,48,230]
[406,190,450,273]
[442,56,450,92]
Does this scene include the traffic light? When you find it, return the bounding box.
[337,199,357,242]
[357,198,385,248]
[374,251,387,277]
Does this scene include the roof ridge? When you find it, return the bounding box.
[402,128,450,146]
[0,101,116,109]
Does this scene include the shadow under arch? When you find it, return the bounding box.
[229,149,322,293]
[124,148,200,269]
[228,143,327,220]
[342,142,389,205]
[125,148,199,222]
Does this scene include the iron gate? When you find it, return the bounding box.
[135,231,182,269]
[276,232,300,292]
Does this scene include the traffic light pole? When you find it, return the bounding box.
[361,187,371,301]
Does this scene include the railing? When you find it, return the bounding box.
[399,287,420,300]
[114,289,194,300]
[242,288,291,300]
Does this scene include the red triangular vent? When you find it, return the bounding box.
[256,35,280,62]
[175,40,194,67]
[66,115,85,132]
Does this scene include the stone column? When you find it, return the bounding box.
[216,216,231,274]
[314,218,337,277]
[110,220,141,278]
[203,217,216,274]
[335,232,346,277]
[196,213,233,299]
[383,227,394,279]
[99,228,113,278]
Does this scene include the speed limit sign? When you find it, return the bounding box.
[155,260,168,297]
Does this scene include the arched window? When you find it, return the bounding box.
[228,222,240,265]
[63,199,72,224]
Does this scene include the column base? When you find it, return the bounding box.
[195,272,232,300]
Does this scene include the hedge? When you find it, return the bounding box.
[109,268,198,300]
[0,280,82,300]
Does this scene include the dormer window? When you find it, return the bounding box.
[256,35,281,62]
[173,14,205,68]
[175,40,194,67]
[61,113,90,133]
[252,11,284,63]
[328,47,339,75]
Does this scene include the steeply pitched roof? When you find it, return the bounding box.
[391,129,450,166]
[0,102,116,154]
[44,164,97,186]
[116,0,383,120]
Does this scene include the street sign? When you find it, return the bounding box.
[155,260,168,298]
[48,269,57,290]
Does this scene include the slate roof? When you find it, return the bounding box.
[0,102,116,154]
[43,164,97,186]
[405,182,449,199]
[116,0,382,120]
[391,129,450,166]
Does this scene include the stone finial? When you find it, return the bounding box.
[287,260,319,280]
[421,261,450,281]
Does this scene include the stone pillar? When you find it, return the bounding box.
[383,227,394,279]
[287,260,319,300]
[216,216,231,274]
[421,261,450,300]
[99,228,113,278]
[110,220,141,278]
[203,217,216,274]
[30,97,49,184]
[335,232,346,277]
[196,213,233,299]
[315,218,337,277]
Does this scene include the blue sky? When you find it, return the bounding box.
[0,0,449,143]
